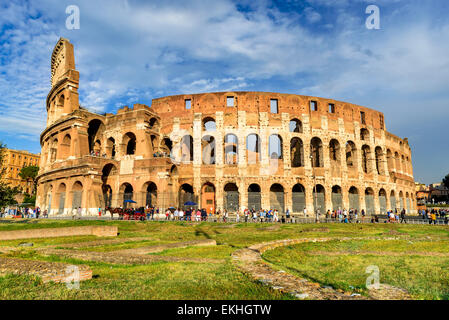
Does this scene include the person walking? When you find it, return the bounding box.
[400,208,407,224]
[77,207,82,219]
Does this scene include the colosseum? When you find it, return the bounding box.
[36,38,417,216]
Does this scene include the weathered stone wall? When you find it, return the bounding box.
[0,226,118,241]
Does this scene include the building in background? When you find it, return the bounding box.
[1,148,40,194]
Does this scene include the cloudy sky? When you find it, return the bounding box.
[0,0,448,184]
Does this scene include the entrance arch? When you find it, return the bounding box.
[331,185,343,211]
[292,184,306,213]
[202,183,216,214]
[349,187,359,211]
[144,182,157,207]
[224,183,239,212]
[365,188,375,215]
[313,184,325,213]
[270,184,285,213]
[247,184,261,211]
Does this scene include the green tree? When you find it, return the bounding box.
[443,174,449,190]
[19,165,39,194]
[0,142,19,207]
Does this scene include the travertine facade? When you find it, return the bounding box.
[36,38,417,216]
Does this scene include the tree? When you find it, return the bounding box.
[19,165,39,194]
[0,142,20,207]
[443,174,449,190]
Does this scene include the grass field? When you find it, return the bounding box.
[0,219,448,300]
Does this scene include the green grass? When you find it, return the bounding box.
[262,239,449,300]
[1,219,449,300]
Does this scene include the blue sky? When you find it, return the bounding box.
[0,0,448,184]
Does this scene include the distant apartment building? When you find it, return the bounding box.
[1,148,40,194]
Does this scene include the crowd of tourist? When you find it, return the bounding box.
[1,205,448,225]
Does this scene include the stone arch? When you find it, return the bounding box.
[290,137,304,167]
[148,117,159,130]
[120,183,134,208]
[224,183,239,211]
[123,132,137,155]
[160,137,173,154]
[331,185,343,211]
[329,139,340,163]
[179,183,196,210]
[143,182,157,207]
[50,138,58,162]
[71,181,83,209]
[181,135,194,162]
[390,190,397,211]
[345,141,357,168]
[349,186,360,211]
[361,145,371,173]
[247,184,261,211]
[203,117,216,132]
[60,134,71,159]
[269,135,283,160]
[375,147,384,175]
[202,135,216,165]
[106,137,116,158]
[313,184,325,212]
[387,149,394,173]
[310,137,323,167]
[360,128,370,141]
[289,118,303,133]
[87,119,105,153]
[247,134,261,164]
[292,184,306,213]
[399,191,405,210]
[57,183,67,215]
[365,187,375,215]
[270,183,285,213]
[201,182,216,214]
[224,134,238,164]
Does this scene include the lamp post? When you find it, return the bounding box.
[310,154,319,223]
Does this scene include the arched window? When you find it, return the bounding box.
[329,139,340,162]
[181,135,194,162]
[310,137,323,167]
[360,128,369,141]
[247,134,261,164]
[270,184,285,213]
[107,138,116,158]
[123,132,137,155]
[269,135,283,160]
[290,138,304,167]
[362,145,371,173]
[202,135,215,165]
[88,119,105,153]
[289,119,303,133]
[60,134,71,159]
[375,147,384,175]
[224,134,238,164]
[203,117,216,132]
[346,141,356,168]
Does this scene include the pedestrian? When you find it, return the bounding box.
[400,208,406,224]
[77,207,82,219]
[303,207,307,217]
